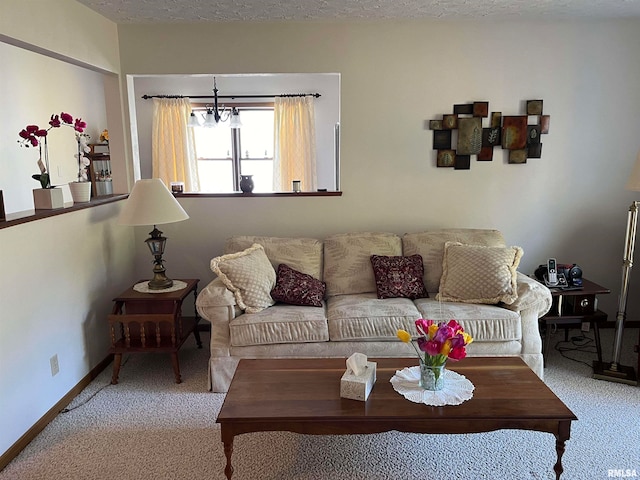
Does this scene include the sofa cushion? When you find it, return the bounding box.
[436,242,523,305]
[230,304,329,347]
[225,235,323,280]
[210,243,276,314]
[370,254,428,300]
[271,264,326,307]
[402,229,506,293]
[414,297,521,342]
[324,232,402,297]
[327,293,422,341]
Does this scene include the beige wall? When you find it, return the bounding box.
[0,0,135,459]
[0,0,120,73]
[1,42,109,213]
[118,20,640,320]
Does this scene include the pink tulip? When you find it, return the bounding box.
[415,318,433,336]
[449,345,467,360]
[447,319,463,333]
[427,340,443,356]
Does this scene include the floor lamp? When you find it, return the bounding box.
[592,151,640,385]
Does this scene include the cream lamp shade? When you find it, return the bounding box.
[118,178,189,290]
[625,150,640,192]
[119,179,189,226]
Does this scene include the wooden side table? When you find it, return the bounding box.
[108,278,201,384]
[539,278,610,365]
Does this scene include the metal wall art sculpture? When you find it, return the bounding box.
[430,100,550,169]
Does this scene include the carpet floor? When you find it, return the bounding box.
[1,328,638,480]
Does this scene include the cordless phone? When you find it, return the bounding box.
[547,258,558,285]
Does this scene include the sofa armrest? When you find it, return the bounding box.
[196,277,239,358]
[504,272,552,317]
[196,277,237,310]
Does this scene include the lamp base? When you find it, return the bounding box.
[592,361,638,386]
[147,272,174,290]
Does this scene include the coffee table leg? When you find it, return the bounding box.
[554,420,571,479]
[221,428,234,479]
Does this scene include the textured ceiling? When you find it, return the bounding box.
[75,0,640,23]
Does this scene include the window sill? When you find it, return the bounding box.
[176,191,342,198]
[0,194,128,230]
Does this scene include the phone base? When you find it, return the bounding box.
[544,273,568,288]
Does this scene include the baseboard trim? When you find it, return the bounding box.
[0,354,113,471]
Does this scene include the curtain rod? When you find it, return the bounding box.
[141,93,321,100]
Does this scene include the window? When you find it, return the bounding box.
[194,108,274,193]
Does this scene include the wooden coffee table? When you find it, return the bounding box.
[217,357,577,479]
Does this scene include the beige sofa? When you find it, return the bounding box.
[196,229,552,392]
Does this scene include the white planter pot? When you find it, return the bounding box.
[69,181,91,203]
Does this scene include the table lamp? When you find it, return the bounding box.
[592,150,640,385]
[118,179,189,290]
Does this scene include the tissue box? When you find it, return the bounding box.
[340,361,377,401]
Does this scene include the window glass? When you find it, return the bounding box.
[239,110,274,159]
[197,159,234,193]
[240,159,274,193]
[194,119,232,159]
[194,108,274,193]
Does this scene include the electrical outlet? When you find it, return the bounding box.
[581,322,590,332]
[50,354,59,376]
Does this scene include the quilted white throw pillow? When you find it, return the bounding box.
[210,243,276,313]
[436,241,523,305]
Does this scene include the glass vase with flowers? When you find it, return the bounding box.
[397,319,473,391]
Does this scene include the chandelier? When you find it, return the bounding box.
[188,77,242,129]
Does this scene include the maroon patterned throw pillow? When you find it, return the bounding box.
[370,254,428,300]
[270,264,326,307]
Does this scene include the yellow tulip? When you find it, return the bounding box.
[463,332,473,345]
[428,324,438,339]
[397,329,412,343]
[441,339,452,356]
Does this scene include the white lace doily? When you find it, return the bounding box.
[390,366,475,406]
[133,280,187,294]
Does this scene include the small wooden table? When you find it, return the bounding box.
[540,278,611,364]
[217,357,577,480]
[108,278,201,384]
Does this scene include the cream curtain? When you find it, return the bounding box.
[273,96,317,192]
[152,98,200,192]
